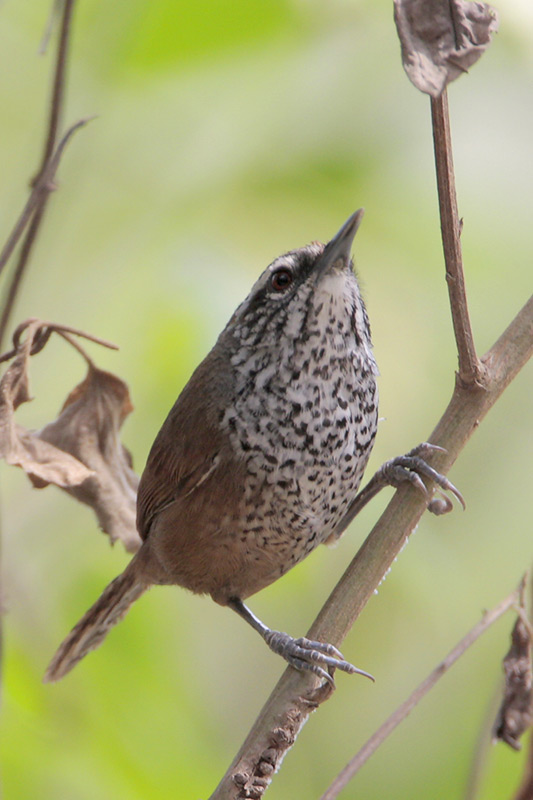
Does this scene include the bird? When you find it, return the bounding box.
[44,210,461,685]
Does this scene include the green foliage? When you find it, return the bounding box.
[1,1,532,798]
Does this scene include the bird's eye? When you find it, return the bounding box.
[270,268,293,292]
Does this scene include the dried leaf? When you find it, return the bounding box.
[36,365,141,552]
[0,321,141,553]
[493,614,533,750]
[12,425,94,487]
[0,337,93,487]
[0,347,31,415]
[394,0,499,97]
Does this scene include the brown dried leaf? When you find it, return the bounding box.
[0,321,139,552]
[0,336,93,487]
[493,613,533,750]
[394,0,499,97]
[36,365,141,553]
[0,345,31,416]
[12,425,94,487]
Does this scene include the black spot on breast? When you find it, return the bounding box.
[281,458,296,468]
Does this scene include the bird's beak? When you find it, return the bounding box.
[314,209,364,281]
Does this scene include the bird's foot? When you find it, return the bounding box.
[263,629,374,687]
[377,442,465,515]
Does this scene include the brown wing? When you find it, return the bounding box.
[136,344,235,540]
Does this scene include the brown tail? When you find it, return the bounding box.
[44,561,149,683]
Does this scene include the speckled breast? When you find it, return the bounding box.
[222,323,378,582]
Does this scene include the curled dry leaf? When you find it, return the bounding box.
[493,613,533,750]
[0,328,94,488]
[393,0,499,97]
[36,365,141,553]
[0,320,141,552]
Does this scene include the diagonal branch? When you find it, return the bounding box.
[209,294,533,800]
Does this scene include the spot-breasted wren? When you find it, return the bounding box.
[45,211,461,684]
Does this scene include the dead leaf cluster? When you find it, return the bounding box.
[0,319,141,552]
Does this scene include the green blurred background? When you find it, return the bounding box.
[1,1,532,798]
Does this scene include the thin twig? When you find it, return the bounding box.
[463,684,505,800]
[320,583,523,800]
[38,0,64,56]
[0,318,118,364]
[12,318,118,352]
[0,119,90,282]
[512,735,533,800]
[0,117,91,344]
[0,0,77,349]
[35,0,76,184]
[56,331,95,367]
[0,207,45,288]
[48,323,118,351]
[430,90,483,387]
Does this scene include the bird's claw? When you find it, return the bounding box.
[264,630,374,686]
[378,442,465,513]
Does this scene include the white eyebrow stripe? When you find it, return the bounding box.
[269,253,298,272]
